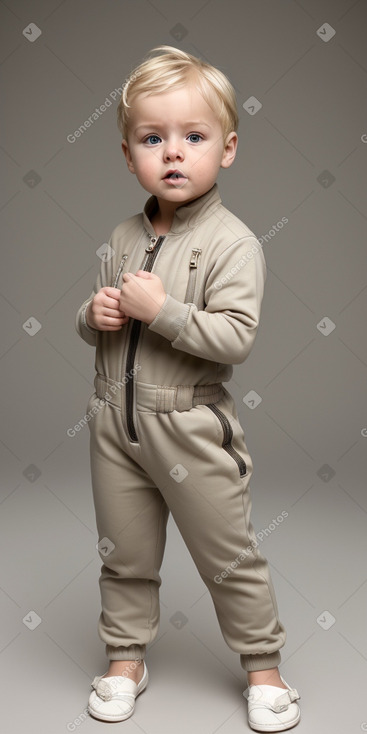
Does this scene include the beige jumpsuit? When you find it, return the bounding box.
[76,184,286,672]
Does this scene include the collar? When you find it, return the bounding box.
[142,183,222,236]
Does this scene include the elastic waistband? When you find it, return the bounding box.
[94,374,225,413]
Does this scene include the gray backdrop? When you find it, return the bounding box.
[1,1,366,732]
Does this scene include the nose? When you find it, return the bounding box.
[163,138,184,162]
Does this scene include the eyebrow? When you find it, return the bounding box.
[134,121,212,131]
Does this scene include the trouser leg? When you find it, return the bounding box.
[136,391,287,673]
[88,395,169,661]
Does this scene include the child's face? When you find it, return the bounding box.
[121,84,237,211]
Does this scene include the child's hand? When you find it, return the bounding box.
[86,287,129,331]
[119,271,166,324]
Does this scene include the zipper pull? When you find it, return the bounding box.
[112,254,128,288]
[145,235,158,252]
[190,248,202,267]
[145,234,166,252]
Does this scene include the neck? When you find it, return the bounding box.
[150,197,180,235]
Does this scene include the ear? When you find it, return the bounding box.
[121,139,135,174]
[220,132,238,169]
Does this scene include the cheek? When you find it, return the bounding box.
[191,153,220,179]
[135,151,159,178]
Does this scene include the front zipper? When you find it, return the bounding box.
[125,234,166,442]
[206,404,247,478]
[184,248,202,303]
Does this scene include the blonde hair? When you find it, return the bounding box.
[117,45,238,142]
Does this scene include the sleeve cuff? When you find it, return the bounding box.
[81,300,98,336]
[147,294,191,342]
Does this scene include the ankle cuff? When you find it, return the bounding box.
[106,643,146,661]
[240,650,281,672]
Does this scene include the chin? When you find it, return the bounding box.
[160,190,192,199]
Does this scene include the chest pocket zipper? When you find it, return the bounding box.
[112,254,128,288]
[184,248,202,304]
[206,403,247,478]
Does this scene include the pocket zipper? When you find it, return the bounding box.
[184,248,202,303]
[207,403,247,477]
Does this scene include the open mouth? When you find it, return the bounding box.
[165,172,185,180]
[163,170,188,187]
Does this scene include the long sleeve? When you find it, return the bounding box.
[75,238,112,346]
[148,237,266,365]
[75,286,100,347]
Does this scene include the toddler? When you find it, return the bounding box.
[76,45,300,731]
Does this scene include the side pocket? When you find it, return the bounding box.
[112,254,129,288]
[184,248,202,304]
[206,403,247,478]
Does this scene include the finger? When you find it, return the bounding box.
[101,296,123,310]
[104,286,123,298]
[135,270,153,278]
[103,310,125,320]
[102,316,125,326]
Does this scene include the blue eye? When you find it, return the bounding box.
[145,135,161,145]
[187,133,202,143]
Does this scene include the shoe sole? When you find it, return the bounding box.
[88,671,148,722]
[249,710,301,732]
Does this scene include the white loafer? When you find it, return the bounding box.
[246,675,300,732]
[88,661,148,722]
